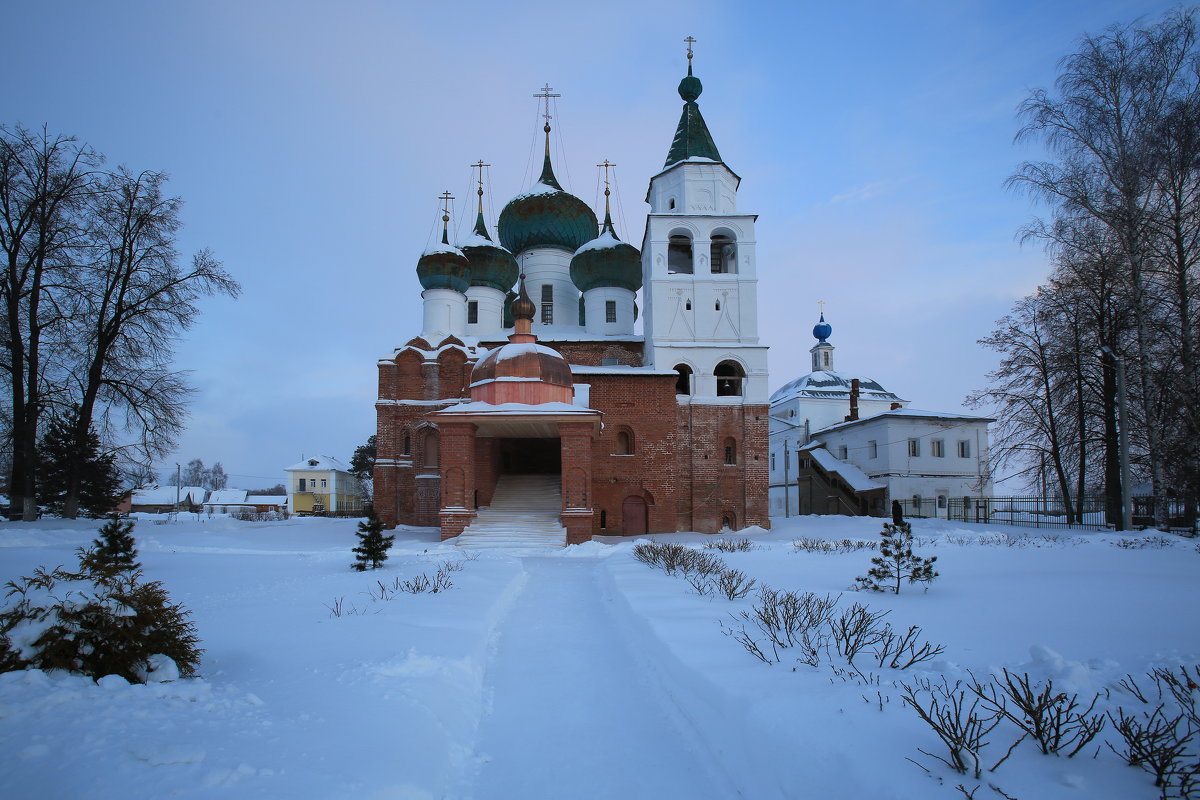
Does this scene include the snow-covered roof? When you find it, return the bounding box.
[812,408,994,437]
[574,230,623,255]
[434,401,598,416]
[286,455,350,472]
[807,447,884,493]
[569,365,679,376]
[458,232,512,252]
[510,181,560,200]
[206,489,248,505]
[420,241,465,258]
[131,486,207,505]
[770,370,905,404]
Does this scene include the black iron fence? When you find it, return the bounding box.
[893,495,1197,533]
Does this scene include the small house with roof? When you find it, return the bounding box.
[286,456,364,516]
[127,485,208,514]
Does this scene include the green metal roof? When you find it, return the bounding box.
[461,211,519,292]
[663,70,722,168]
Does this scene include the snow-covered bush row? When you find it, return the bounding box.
[632,541,757,599]
[326,558,468,617]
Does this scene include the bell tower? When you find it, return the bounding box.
[641,39,768,404]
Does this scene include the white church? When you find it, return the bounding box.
[768,314,993,519]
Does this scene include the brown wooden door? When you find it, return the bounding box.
[622,496,647,536]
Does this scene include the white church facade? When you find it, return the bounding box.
[768,315,993,518]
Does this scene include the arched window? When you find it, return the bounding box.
[674,364,693,395]
[402,434,411,455]
[715,361,744,397]
[668,232,693,274]
[615,429,633,455]
[709,232,737,274]
[724,437,737,465]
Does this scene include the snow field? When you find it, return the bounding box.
[0,514,1196,799]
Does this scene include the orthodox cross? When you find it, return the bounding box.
[471,160,490,208]
[597,159,616,218]
[534,84,560,128]
[438,190,454,241]
[684,36,696,63]
[818,299,826,315]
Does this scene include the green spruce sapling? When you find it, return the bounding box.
[79,515,141,574]
[856,521,938,594]
[352,508,394,571]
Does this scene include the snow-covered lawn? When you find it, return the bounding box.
[0,514,1196,799]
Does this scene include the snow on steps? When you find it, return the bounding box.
[455,474,566,549]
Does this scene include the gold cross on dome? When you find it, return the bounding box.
[597,159,615,192]
[534,84,560,126]
[684,36,696,61]
[471,160,490,203]
[438,190,454,220]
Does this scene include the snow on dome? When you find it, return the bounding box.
[509,181,561,201]
[420,241,465,258]
[574,230,622,255]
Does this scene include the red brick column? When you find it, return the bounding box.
[438,422,477,539]
[559,421,595,545]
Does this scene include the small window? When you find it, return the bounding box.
[605,300,616,323]
[616,430,632,455]
[715,299,721,311]
[685,299,692,310]
[937,495,947,509]
[724,437,737,465]
[299,478,307,492]
[321,479,327,488]
[467,301,478,324]
[868,440,878,459]
[674,364,693,395]
[668,198,675,210]
[540,285,553,325]
[908,439,920,457]
[600,509,607,528]
[838,445,848,460]
[958,440,971,458]
[771,453,776,470]
[710,234,736,274]
[403,435,411,455]
[931,439,945,458]
[822,352,831,368]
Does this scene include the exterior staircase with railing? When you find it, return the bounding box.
[454,474,566,549]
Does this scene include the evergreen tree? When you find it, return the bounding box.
[79,515,140,574]
[38,407,122,516]
[856,521,938,595]
[352,508,393,571]
[349,435,376,483]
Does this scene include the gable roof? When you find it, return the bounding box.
[285,455,350,472]
[206,489,248,505]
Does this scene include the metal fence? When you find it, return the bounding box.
[893,495,1197,533]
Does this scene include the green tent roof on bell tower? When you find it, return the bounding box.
[663,59,722,168]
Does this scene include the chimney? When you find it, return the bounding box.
[845,378,860,422]
[890,402,902,410]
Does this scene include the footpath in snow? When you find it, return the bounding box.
[461,557,743,800]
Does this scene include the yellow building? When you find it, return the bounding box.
[286,456,364,516]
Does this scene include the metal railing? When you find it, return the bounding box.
[895,495,1198,533]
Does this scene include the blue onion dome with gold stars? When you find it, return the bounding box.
[417,200,470,293]
[570,198,642,293]
[498,108,598,255]
[813,313,832,342]
[460,189,519,292]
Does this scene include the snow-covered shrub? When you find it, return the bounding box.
[792,537,877,554]
[1113,535,1176,550]
[713,568,757,600]
[900,677,1003,780]
[632,542,722,577]
[706,538,755,553]
[855,522,938,594]
[871,624,945,670]
[831,602,889,664]
[1110,665,1199,797]
[969,668,1105,757]
[0,557,202,683]
[728,588,836,665]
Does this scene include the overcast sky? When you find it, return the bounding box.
[6,0,1178,489]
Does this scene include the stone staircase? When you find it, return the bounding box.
[454,474,566,549]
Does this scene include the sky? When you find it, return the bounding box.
[5,0,1181,490]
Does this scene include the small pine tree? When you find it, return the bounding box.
[352,509,394,571]
[855,521,938,594]
[80,515,140,574]
[38,407,122,516]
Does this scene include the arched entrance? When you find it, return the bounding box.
[622,496,648,536]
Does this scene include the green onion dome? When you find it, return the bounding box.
[498,154,598,255]
[416,239,470,293]
[570,211,642,293]
[461,211,518,292]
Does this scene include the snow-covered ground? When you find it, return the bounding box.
[0,513,1196,799]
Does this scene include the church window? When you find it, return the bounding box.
[605,300,616,323]
[423,431,439,469]
[868,440,877,459]
[958,440,971,458]
[467,301,478,324]
[710,232,737,274]
[771,453,776,471]
[908,438,920,457]
[838,445,848,460]
[674,364,693,395]
[668,198,676,210]
[715,299,721,311]
[685,299,692,310]
[931,439,945,458]
[822,351,830,368]
[723,437,737,465]
[667,233,693,274]
[403,435,411,455]
[600,509,607,528]
[715,361,744,397]
[540,285,553,324]
[615,429,633,455]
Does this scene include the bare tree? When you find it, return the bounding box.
[55,168,239,518]
[0,125,100,520]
